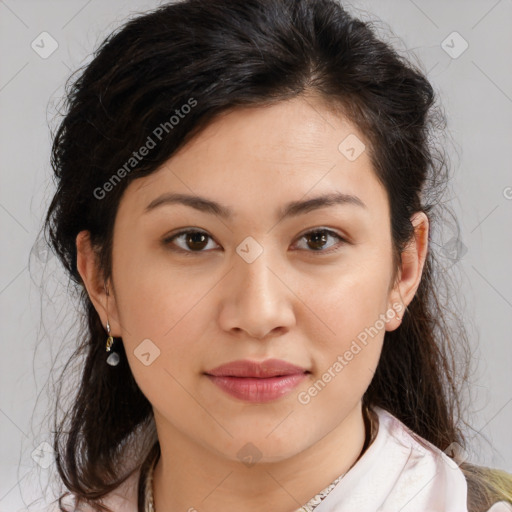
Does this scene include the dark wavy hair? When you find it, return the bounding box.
[42,0,512,510]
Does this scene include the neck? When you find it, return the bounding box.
[151,402,369,512]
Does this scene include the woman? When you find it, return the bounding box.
[43,0,512,510]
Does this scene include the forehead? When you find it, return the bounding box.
[121,96,387,219]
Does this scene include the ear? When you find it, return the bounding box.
[76,230,122,336]
[385,211,429,331]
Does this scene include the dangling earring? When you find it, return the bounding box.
[104,284,120,366]
[105,319,120,366]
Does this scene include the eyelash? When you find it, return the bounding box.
[162,228,347,256]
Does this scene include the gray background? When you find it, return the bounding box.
[1,0,511,510]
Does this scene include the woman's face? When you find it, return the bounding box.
[87,96,421,463]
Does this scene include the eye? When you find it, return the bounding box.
[163,229,220,255]
[163,227,346,256]
[293,228,346,254]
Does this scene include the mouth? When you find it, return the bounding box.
[204,358,310,402]
[205,358,310,378]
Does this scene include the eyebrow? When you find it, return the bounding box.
[144,191,366,220]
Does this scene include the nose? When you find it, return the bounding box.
[217,248,296,340]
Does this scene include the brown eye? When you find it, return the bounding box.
[294,228,346,253]
[306,230,329,250]
[164,230,219,254]
[184,231,209,251]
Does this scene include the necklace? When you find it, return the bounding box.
[143,406,377,512]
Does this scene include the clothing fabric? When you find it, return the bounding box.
[52,406,509,512]
[314,406,468,511]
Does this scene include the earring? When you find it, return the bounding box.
[105,319,120,366]
[104,283,120,366]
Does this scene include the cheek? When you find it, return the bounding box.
[112,237,210,338]
[119,281,208,413]
[116,279,210,369]
[300,256,392,385]
[304,253,393,335]
[289,268,389,448]
[111,247,215,394]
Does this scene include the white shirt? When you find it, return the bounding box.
[315,406,469,511]
[314,406,511,512]
[54,406,510,512]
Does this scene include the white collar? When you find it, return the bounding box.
[314,406,469,512]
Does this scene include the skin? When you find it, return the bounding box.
[76,95,428,512]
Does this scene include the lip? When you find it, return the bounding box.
[204,359,310,403]
[205,358,309,378]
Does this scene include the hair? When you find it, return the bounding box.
[43,0,512,510]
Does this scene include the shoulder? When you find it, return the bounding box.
[372,408,512,512]
[377,406,470,492]
[373,406,467,477]
[486,503,512,512]
[318,406,470,511]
